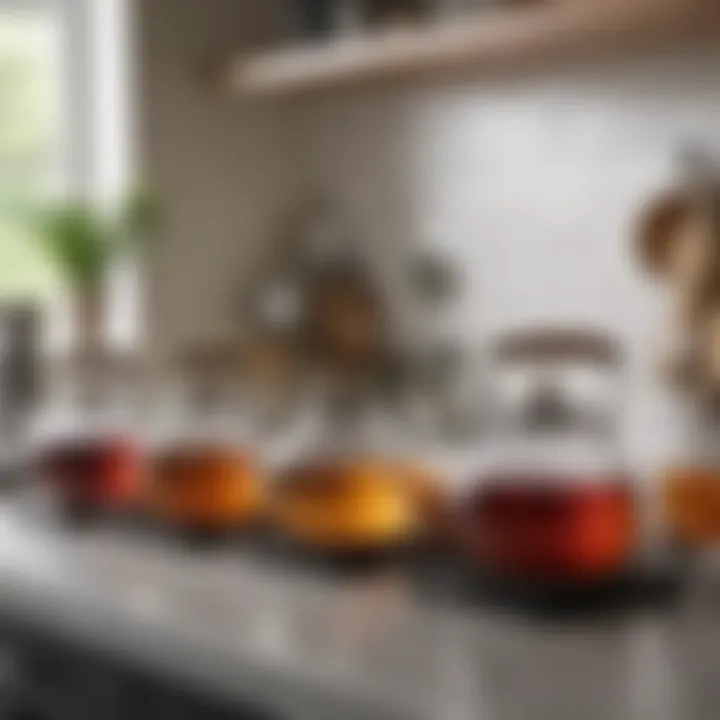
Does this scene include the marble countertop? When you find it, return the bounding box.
[0,493,716,720]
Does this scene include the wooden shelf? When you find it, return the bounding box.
[222,0,720,97]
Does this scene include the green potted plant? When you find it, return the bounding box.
[29,190,160,356]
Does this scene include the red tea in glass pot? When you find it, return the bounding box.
[34,353,145,521]
[458,329,637,582]
[39,438,142,513]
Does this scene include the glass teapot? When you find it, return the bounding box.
[148,347,263,536]
[662,401,720,548]
[33,350,145,522]
[458,328,637,582]
[272,373,443,555]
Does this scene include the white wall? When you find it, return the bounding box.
[136,0,299,356]
[296,48,720,470]
[135,0,720,471]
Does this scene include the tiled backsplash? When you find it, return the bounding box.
[296,47,720,474]
[139,0,720,478]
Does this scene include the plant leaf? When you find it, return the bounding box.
[21,188,161,287]
[31,201,112,286]
[117,187,162,250]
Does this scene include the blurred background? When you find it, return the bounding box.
[1,1,720,719]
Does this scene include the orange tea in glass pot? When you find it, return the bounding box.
[272,385,444,555]
[147,349,263,534]
[662,404,720,548]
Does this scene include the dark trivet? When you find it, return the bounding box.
[407,551,689,621]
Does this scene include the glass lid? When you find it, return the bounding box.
[32,349,145,445]
[483,327,626,480]
[148,345,247,451]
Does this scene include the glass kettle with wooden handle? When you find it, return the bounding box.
[456,328,637,582]
[637,150,720,548]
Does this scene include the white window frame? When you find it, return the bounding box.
[0,0,95,194]
[0,0,137,206]
[57,0,96,197]
[1,0,139,351]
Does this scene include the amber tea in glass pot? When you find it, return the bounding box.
[148,348,263,536]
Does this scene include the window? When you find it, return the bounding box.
[0,0,138,352]
[0,2,61,301]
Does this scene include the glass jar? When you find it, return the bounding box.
[148,348,262,536]
[457,329,637,582]
[33,351,145,523]
[273,377,443,555]
[662,403,720,548]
